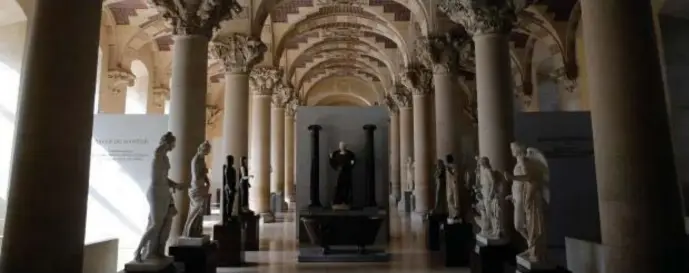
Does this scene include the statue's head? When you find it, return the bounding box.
[198,141,211,155]
[445,154,455,164]
[510,142,526,159]
[159,132,176,151]
[339,141,347,151]
[240,156,248,166]
[478,156,491,168]
[226,155,234,165]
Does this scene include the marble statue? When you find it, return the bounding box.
[239,156,253,214]
[475,156,507,240]
[182,141,212,237]
[222,155,237,224]
[432,159,448,215]
[133,132,188,262]
[405,157,415,192]
[504,142,550,264]
[444,154,462,223]
[329,141,356,210]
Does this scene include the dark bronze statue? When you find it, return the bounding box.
[329,141,356,209]
[222,155,237,224]
[239,156,252,214]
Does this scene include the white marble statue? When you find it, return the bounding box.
[445,155,461,223]
[182,141,212,238]
[504,142,550,264]
[133,132,188,262]
[405,157,415,192]
[475,156,506,240]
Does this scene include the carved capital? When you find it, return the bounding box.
[249,67,283,96]
[272,83,294,108]
[210,33,267,74]
[148,0,243,38]
[151,85,170,109]
[285,97,303,118]
[400,63,433,96]
[107,67,136,96]
[383,93,398,113]
[549,67,578,93]
[438,0,528,36]
[415,33,466,75]
[391,84,412,108]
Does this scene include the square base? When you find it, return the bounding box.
[212,222,244,267]
[298,247,390,263]
[123,257,175,273]
[168,241,218,273]
[470,242,516,273]
[443,222,474,267]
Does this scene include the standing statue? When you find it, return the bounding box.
[222,155,237,224]
[133,132,188,262]
[182,141,212,237]
[504,142,550,264]
[329,141,356,210]
[405,157,415,192]
[432,159,448,215]
[239,156,253,214]
[475,157,507,240]
[445,154,465,223]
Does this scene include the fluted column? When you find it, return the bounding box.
[249,67,282,222]
[384,94,401,203]
[401,64,434,215]
[580,0,687,271]
[0,0,101,272]
[270,84,292,211]
[210,34,267,176]
[150,0,243,240]
[284,99,299,205]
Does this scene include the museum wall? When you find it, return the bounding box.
[295,106,390,244]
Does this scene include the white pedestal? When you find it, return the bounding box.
[124,257,173,272]
[516,255,556,271]
[476,234,509,246]
[176,235,210,246]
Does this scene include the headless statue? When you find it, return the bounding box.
[182,141,212,237]
[133,132,188,262]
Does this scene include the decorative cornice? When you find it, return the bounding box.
[549,67,577,93]
[148,0,243,38]
[107,67,136,96]
[249,67,282,96]
[151,85,170,109]
[210,33,267,74]
[438,0,528,36]
[400,63,433,96]
[391,84,412,108]
[272,83,294,108]
[415,33,465,75]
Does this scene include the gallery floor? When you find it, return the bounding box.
[203,209,467,273]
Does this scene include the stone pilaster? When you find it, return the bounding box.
[249,67,282,222]
[401,64,434,216]
[270,83,293,208]
[148,0,244,241]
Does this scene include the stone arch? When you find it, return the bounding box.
[125,59,149,114]
[302,71,384,101]
[297,59,383,94]
[291,47,392,88]
[311,93,372,106]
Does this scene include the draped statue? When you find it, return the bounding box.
[133,132,189,262]
[504,142,550,263]
[405,157,415,192]
[475,156,507,240]
[182,141,212,237]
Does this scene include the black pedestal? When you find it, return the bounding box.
[168,242,218,273]
[212,221,244,267]
[121,263,175,273]
[426,214,446,251]
[470,242,515,273]
[443,222,474,267]
[241,213,259,251]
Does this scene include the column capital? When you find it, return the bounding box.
[210,33,267,74]
[549,67,578,93]
[249,67,283,96]
[400,63,433,96]
[148,0,243,38]
[438,0,528,36]
[285,97,303,118]
[415,32,468,75]
[383,93,398,113]
[391,84,412,108]
[272,83,294,108]
[151,85,170,109]
[107,67,135,96]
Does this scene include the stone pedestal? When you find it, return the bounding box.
[123,258,175,273]
[242,213,260,251]
[271,192,286,213]
[470,238,514,273]
[168,241,218,273]
[443,222,474,267]
[177,235,211,246]
[212,221,244,267]
[426,214,446,251]
[398,191,413,213]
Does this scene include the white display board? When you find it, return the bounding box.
[86,114,168,251]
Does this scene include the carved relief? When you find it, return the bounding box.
[107,67,136,96]
[286,97,302,118]
[272,82,294,108]
[249,67,283,96]
[400,63,433,96]
[147,0,243,38]
[438,0,529,36]
[210,33,267,74]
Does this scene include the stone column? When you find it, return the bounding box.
[210,33,267,166]
[580,0,688,271]
[284,99,299,205]
[386,100,401,203]
[149,0,243,240]
[393,86,414,212]
[0,0,101,272]
[249,67,282,222]
[416,33,466,167]
[100,68,135,113]
[270,84,292,212]
[401,64,434,215]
